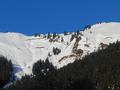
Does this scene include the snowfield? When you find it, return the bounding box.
[0,22,120,78]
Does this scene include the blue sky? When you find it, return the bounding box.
[0,0,120,35]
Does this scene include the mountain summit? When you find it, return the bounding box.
[0,22,120,78]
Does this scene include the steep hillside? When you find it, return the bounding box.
[0,22,120,78]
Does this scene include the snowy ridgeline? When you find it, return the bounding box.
[0,22,120,78]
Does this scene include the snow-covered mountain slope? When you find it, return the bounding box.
[0,22,120,78]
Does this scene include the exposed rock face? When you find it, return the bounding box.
[75,49,83,56]
[100,43,108,49]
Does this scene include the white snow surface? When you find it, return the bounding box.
[0,22,120,78]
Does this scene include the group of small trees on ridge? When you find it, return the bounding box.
[53,47,61,55]
[33,33,59,39]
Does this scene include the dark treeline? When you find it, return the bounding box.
[3,41,120,90]
[0,56,13,89]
